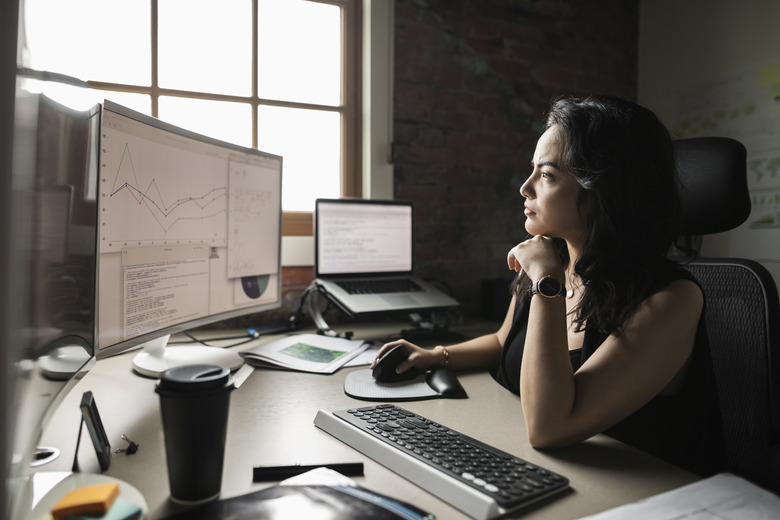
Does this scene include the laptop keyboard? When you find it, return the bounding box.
[336,277,422,295]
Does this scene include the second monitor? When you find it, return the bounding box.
[96,101,283,376]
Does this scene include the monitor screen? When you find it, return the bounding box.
[315,199,414,276]
[96,101,282,376]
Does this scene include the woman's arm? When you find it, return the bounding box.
[442,294,516,371]
[521,278,703,448]
[371,294,517,374]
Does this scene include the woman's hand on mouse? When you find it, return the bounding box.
[370,339,443,374]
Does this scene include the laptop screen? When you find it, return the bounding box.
[315,199,414,276]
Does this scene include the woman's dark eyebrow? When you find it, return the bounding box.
[531,160,560,170]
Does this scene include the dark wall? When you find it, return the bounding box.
[393,0,639,317]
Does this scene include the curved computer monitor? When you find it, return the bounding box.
[6,90,100,519]
[96,101,283,377]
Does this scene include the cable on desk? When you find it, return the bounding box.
[304,282,354,339]
[168,324,292,349]
[165,280,356,348]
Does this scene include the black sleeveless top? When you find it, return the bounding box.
[492,264,726,476]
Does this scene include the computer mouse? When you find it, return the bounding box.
[372,345,420,382]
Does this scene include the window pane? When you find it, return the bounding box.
[258,106,340,211]
[22,0,150,85]
[158,97,252,148]
[99,92,151,116]
[258,0,341,106]
[158,0,252,96]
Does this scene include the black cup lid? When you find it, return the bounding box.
[156,364,233,394]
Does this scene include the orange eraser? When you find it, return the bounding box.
[50,482,120,519]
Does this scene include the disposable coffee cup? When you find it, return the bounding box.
[156,364,235,504]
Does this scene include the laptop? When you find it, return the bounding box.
[314,198,460,316]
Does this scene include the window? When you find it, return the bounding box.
[20,0,362,236]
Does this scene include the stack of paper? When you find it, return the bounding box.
[239,333,372,374]
[578,473,780,519]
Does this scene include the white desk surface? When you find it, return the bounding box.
[34,321,698,519]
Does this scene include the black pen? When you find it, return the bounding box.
[253,462,364,482]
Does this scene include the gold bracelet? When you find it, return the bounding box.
[436,345,451,368]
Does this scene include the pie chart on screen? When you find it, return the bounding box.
[242,275,270,299]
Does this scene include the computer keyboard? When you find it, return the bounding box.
[335,277,422,295]
[313,404,569,520]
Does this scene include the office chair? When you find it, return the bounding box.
[675,136,780,491]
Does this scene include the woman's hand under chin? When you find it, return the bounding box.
[506,235,565,281]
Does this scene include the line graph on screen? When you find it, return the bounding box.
[99,130,229,252]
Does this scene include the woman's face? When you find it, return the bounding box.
[520,125,587,243]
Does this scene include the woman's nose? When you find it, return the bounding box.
[519,176,533,199]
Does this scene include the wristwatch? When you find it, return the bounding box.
[529,276,566,298]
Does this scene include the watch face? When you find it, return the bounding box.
[539,277,563,297]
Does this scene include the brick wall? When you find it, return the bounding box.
[393,0,638,317]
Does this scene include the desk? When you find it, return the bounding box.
[34,321,698,519]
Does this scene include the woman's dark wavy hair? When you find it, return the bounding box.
[515,95,684,335]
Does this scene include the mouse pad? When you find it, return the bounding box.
[344,368,467,401]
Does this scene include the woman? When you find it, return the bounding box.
[371,96,725,476]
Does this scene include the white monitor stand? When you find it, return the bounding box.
[38,345,94,380]
[131,335,243,378]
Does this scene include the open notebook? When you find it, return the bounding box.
[314,198,459,316]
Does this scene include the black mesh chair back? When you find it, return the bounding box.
[675,137,780,489]
[682,260,780,470]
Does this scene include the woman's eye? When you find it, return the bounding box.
[541,171,554,180]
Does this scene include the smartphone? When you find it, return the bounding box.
[80,391,111,471]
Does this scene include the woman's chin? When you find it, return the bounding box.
[524,221,542,236]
